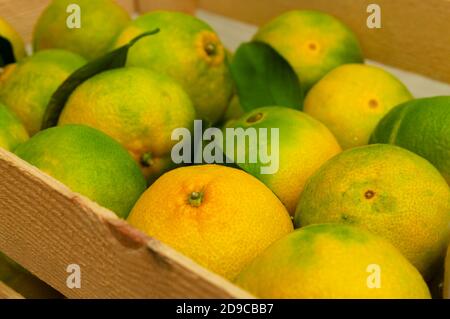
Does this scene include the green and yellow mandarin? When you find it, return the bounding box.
[15,125,147,218]
[128,164,293,280]
[224,106,341,215]
[254,10,363,92]
[371,96,450,184]
[236,224,431,299]
[114,11,233,124]
[0,50,86,135]
[58,67,196,183]
[304,64,413,149]
[0,103,28,151]
[295,144,450,277]
[33,0,130,60]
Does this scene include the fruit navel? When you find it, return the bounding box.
[308,42,318,51]
[188,191,204,207]
[365,190,376,199]
[369,99,379,109]
[140,152,154,167]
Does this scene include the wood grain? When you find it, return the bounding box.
[0,0,50,43]
[0,0,136,43]
[198,0,450,84]
[0,281,24,299]
[136,0,198,14]
[0,149,252,299]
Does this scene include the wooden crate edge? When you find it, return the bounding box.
[0,148,252,299]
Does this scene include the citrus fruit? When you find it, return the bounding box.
[58,67,196,183]
[444,244,450,298]
[15,125,146,218]
[114,11,233,124]
[33,0,130,60]
[127,164,293,280]
[295,144,450,277]
[304,64,413,149]
[254,10,363,92]
[0,252,61,299]
[0,17,26,61]
[224,107,341,215]
[0,62,16,85]
[0,49,86,135]
[371,96,450,184]
[0,102,28,151]
[235,224,431,299]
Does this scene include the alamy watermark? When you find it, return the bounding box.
[366,264,381,289]
[367,4,382,29]
[66,4,81,29]
[66,263,81,289]
[65,3,382,30]
[171,120,280,175]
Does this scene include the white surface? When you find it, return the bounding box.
[197,10,450,98]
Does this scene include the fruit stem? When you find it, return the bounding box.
[205,43,217,56]
[189,191,204,207]
[140,152,154,167]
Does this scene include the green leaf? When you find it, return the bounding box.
[41,29,160,130]
[229,41,303,112]
[0,36,16,67]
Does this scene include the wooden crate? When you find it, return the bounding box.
[0,0,449,299]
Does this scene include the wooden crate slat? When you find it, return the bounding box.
[198,0,450,84]
[0,281,24,299]
[0,0,50,43]
[0,149,252,299]
[136,0,198,14]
